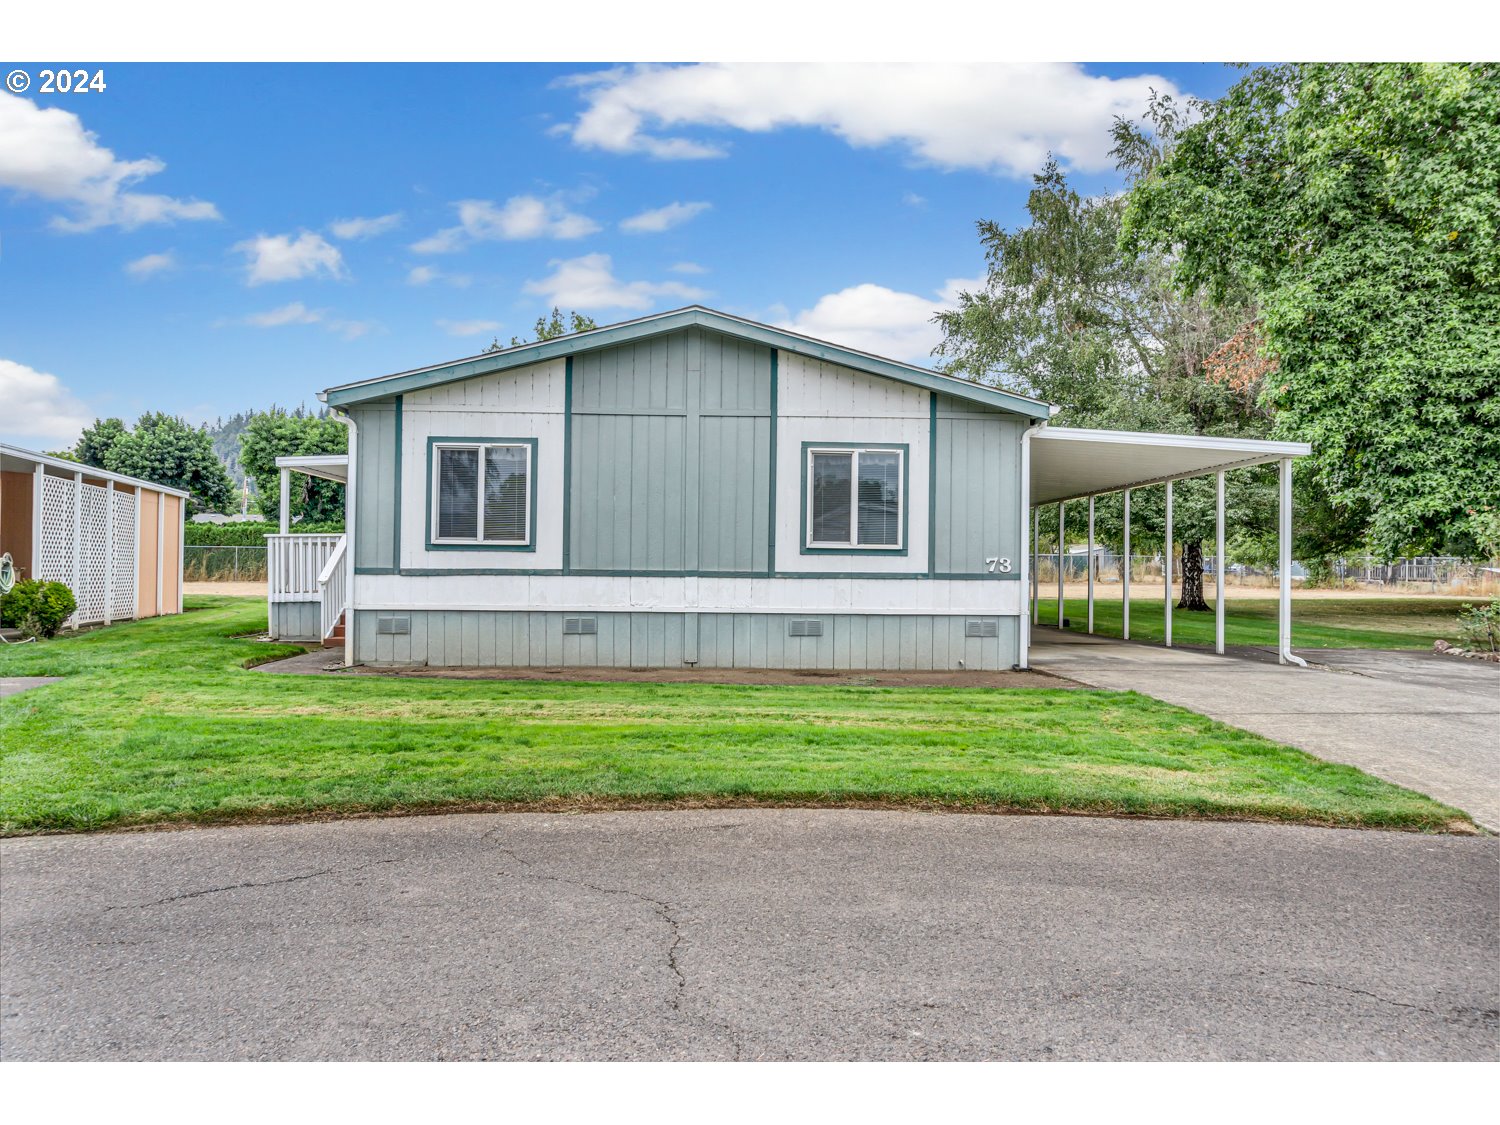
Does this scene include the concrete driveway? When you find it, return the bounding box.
[2,811,1495,1060]
[1030,629,1500,831]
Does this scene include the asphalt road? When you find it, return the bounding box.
[2,810,1496,1060]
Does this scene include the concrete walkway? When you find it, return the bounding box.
[1030,628,1500,830]
[0,677,61,698]
[3,811,1495,1060]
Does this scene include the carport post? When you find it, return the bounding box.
[1086,495,1095,634]
[1122,488,1131,640]
[1032,508,1040,626]
[1215,470,1225,655]
[1164,480,1173,648]
[1057,501,1065,629]
[279,468,291,535]
[1278,457,1306,667]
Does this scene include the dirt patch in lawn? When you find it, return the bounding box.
[251,647,1079,689]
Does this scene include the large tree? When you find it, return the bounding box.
[935,104,1279,610]
[1120,62,1500,559]
[487,308,599,352]
[238,407,347,526]
[84,412,236,515]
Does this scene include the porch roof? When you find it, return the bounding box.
[1029,427,1311,505]
[275,454,349,484]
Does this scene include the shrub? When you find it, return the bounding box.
[1,579,78,639]
[185,519,344,546]
[1455,600,1499,654]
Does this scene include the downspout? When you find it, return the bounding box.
[1017,419,1039,669]
[329,402,358,668]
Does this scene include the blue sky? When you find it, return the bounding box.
[1,62,1239,449]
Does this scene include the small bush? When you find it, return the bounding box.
[1455,599,1499,653]
[1,579,78,639]
[185,519,345,547]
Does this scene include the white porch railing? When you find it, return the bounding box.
[317,536,348,642]
[266,534,343,603]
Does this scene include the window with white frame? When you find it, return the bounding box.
[806,446,903,549]
[432,442,532,545]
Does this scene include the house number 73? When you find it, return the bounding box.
[986,557,1012,573]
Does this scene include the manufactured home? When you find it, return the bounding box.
[268,307,1310,670]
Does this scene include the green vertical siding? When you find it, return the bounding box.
[351,402,398,570]
[932,395,1023,574]
[568,327,772,573]
[354,610,1016,670]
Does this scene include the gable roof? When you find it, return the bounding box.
[320,305,1052,418]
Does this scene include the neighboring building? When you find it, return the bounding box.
[268,307,1311,669]
[0,444,187,627]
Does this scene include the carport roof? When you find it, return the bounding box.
[1030,427,1311,505]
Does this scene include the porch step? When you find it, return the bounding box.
[322,610,346,648]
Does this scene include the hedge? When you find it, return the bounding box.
[185,519,345,546]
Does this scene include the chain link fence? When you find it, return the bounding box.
[184,545,267,582]
[1033,552,1497,594]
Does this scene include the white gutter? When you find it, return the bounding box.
[1017,421,1038,669]
[330,407,358,667]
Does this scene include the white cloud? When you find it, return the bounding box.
[239,302,373,340]
[437,318,502,337]
[620,200,711,234]
[558,63,1179,176]
[523,253,708,312]
[669,261,707,274]
[328,212,403,240]
[0,91,220,232]
[124,250,177,279]
[777,275,986,364]
[902,192,927,207]
[412,194,599,254]
[233,231,346,285]
[0,358,93,446]
[406,264,470,287]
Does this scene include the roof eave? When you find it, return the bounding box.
[322,306,1051,419]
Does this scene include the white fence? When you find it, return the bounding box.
[35,475,138,627]
[318,538,348,642]
[266,534,343,603]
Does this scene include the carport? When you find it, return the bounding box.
[1019,427,1313,668]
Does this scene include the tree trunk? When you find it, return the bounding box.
[1178,540,1210,611]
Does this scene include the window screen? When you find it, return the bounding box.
[483,444,529,542]
[434,443,530,544]
[857,451,900,546]
[437,447,479,539]
[807,447,901,548]
[811,452,853,544]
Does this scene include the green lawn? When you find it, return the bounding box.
[0,596,1471,835]
[1033,594,1473,650]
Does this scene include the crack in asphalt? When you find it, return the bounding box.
[1289,978,1439,1017]
[483,831,742,1059]
[108,860,397,910]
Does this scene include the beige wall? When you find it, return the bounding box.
[0,470,34,581]
[160,494,181,613]
[138,489,160,618]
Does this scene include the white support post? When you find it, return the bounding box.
[132,487,140,619]
[1086,495,1095,634]
[31,463,44,580]
[1032,508,1040,625]
[1164,480,1173,648]
[104,480,114,626]
[1215,470,1225,655]
[1122,488,1131,640]
[279,468,291,535]
[1018,424,1034,669]
[71,471,82,629]
[1278,457,1306,667]
[156,490,164,617]
[1057,502,1065,629]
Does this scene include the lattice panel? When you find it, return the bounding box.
[37,475,76,587]
[74,483,109,625]
[111,489,138,620]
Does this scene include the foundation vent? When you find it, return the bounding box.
[376,616,410,635]
[965,619,998,638]
[563,617,598,635]
[788,618,824,637]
